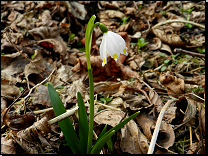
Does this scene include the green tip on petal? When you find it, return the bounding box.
[99,23,108,33]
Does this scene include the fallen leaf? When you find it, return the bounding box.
[135,113,175,149]
[159,71,185,96]
[120,119,149,154]
[1,137,16,154]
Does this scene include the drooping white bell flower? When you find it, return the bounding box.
[100,31,128,66]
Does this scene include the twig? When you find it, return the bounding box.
[147,99,179,154]
[152,19,205,29]
[4,28,71,85]
[174,48,205,58]
[48,106,78,125]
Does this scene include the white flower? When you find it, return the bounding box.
[100,31,128,66]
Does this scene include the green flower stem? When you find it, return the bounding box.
[85,15,108,154]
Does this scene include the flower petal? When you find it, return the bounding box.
[105,32,123,61]
[100,33,107,66]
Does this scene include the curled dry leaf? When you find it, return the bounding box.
[1,137,16,154]
[160,43,173,55]
[120,119,149,154]
[37,38,68,63]
[147,37,162,51]
[149,89,176,123]
[11,116,51,154]
[159,71,185,96]
[135,113,175,149]
[171,96,196,125]
[24,49,46,80]
[124,7,136,15]
[2,110,36,131]
[152,27,185,47]
[196,103,205,135]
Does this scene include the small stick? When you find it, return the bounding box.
[174,48,205,58]
[147,99,179,154]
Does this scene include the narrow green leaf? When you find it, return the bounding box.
[77,91,89,154]
[90,130,116,154]
[94,124,108,145]
[47,84,80,154]
[106,138,114,152]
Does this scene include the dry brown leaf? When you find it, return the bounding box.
[147,37,162,51]
[120,119,149,154]
[34,1,56,10]
[3,110,36,131]
[135,113,175,149]
[124,7,136,15]
[149,89,176,123]
[126,54,145,70]
[196,102,205,135]
[94,109,125,127]
[60,79,89,104]
[171,96,196,126]
[159,71,185,96]
[160,43,173,55]
[24,49,46,80]
[1,137,16,154]
[11,116,51,154]
[1,81,21,99]
[152,27,185,47]
[32,85,52,107]
[37,38,68,63]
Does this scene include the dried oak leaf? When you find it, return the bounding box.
[159,71,185,96]
[1,137,16,154]
[135,113,175,149]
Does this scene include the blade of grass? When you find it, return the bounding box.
[77,91,89,154]
[90,130,115,154]
[47,84,80,154]
[93,124,108,146]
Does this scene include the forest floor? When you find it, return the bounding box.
[1,1,205,154]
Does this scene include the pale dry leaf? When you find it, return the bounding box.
[135,113,175,149]
[126,55,145,70]
[160,43,173,55]
[152,27,185,47]
[94,109,125,127]
[106,97,124,110]
[120,119,149,154]
[1,81,21,99]
[1,137,16,154]
[147,37,162,51]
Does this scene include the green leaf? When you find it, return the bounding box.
[106,138,114,152]
[19,87,24,92]
[47,84,80,154]
[31,54,35,59]
[161,66,167,72]
[77,91,89,154]
[158,53,165,57]
[164,59,170,64]
[90,130,116,154]
[94,124,108,145]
